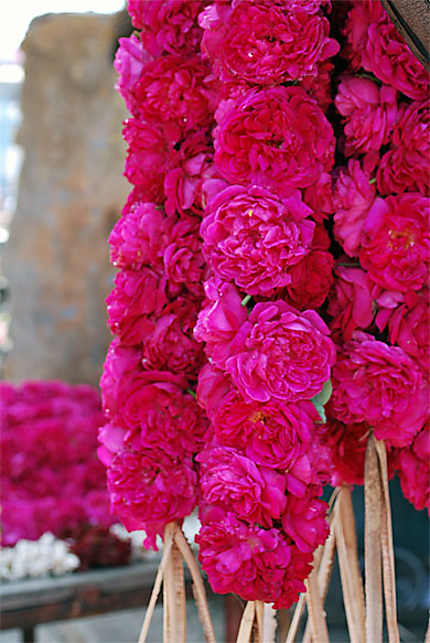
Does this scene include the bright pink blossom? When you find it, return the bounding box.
[377,99,430,196]
[225,301,336,403]
[387,289,430,372]
[331,332,427,447]
[333,160,376,257]
[106,269,167,345]
[200,0,339,86]
[285,249,334,310]
[128,0,207,56]
[335,76,398,156]
[163,216,207,298]
[214,86,336,197]
[109,202,171,272]
[198,446,286,527]
[201,184,314,296]
[107,447,198,548]
[196,510,312,609]
[395,424,430,514]
[359,194,430,292]
[282,493,329,553]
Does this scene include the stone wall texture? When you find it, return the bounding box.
[4,12,128,385]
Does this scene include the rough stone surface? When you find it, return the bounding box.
[4,12,128,385]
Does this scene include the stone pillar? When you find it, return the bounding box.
[4,12,129,385]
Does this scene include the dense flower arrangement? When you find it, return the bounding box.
[101,0,429,612]
[1,381,113,546]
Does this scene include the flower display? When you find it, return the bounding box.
[102,0,430,614]
[1,381,113,547]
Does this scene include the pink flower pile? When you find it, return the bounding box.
[1,381,112,546]
[101,0,429,609]
[325,1,430,511]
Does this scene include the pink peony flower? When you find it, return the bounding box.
[194,277,247,369]
[395,424,430,514]
[285,249,334,310]
[196,510,310,608]
[100,339,141,420]
[331,332,427,447]
[333,160,376,257]
[128,0,207,57]
[363,13,430,100]
[123,119,174,203]
[282,493,329,553]
[324,416,369,486]
[196,363,232,420]
[115,370,206,457]
[109,201,171,272]
[114,35,152,114]
[107,447,198,548]
[377,99,430,196]
[359,194,430,293]
[225,300,335,403]
[343,0,383,71]
[126,54,215,140]
[200,0,339,86]
[198,446,286,527]
[106,269,167,345]
[141,296,205,377]
[302,172,334,224]
[164,129,214,216]
[300,60,334,113]
[201,184,314,296]
[387,289,430,372]
[327,265,377,340]
[163,215,207,298]
[335,76,399,156]
[214,86,335,197]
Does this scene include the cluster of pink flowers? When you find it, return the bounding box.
[193,0,341,609]
[100,0,212,548]
[1,381,112,546]
[325,1,429,507]
[102,0,429,609]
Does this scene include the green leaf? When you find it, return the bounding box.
[310,379,332,423]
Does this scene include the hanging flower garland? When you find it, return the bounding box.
[100,0,429,632]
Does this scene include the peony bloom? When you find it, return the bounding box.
[324,416,369,486]
[163,215,207,298]
[282,492,329,553]
[359,194,430,293]
[123,54,215,140]
[114,35,152,114]
[200,0,339,86]
[285,249,334,310]
[343,0,384,71]
[115,370,207,457]
[387,289,430,372]
[164,129,214,216]
[198,446,286,527]
[225,300,336,403]
[196,510,311,609]
[141,296,205,377]
[300,60,334,113]
[123,119,174,203]
[363,13,430,100]
[196,363,232,420]
[331,332,427,447]
[107,447,198,548]
[302,172,334,224]
[214,86,335,197]
[395,424,430,514]
[377,99,430,196]
[128,0,206,57]
[106,269,167,345]
[109,201,171,272]
[201,184,314,296]
[194,277,247,369]
[100,339,141,420]
[335,76,399,156]
[333,159,376,257]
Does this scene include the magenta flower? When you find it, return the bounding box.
[331,332,427,447]
[201,184,314,296]
[200,0,339,86]
[214,86,335,196]
[359,194,430,293]
[225,301,335,403]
